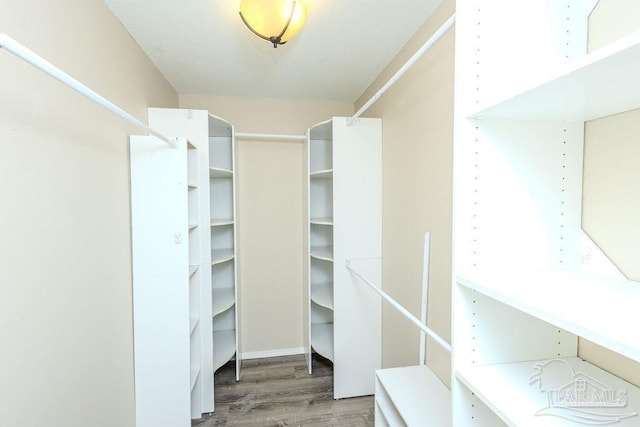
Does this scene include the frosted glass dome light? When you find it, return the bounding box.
[239,0,306,48]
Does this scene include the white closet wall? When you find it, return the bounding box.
[453,1,640,425]
[303,117,382,399]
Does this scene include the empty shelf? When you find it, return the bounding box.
[213,330,236,372]
[311,323,334,362]
[212,248,235,265]
[376,365,451,427]
[469,31,640,121]
[310,217,333,226]
[212,288,235,317]
[311,283,333,310]
[310,246,333,262]
[211,218,235,227]
[457,357,640,426]
[310,169,333,179]
[457,271,640,363]
[210,167,233,178]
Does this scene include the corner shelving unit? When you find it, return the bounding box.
[453,2,640,425]
[208,115,240,383]
[303,117,382,399]
[307,120,335,367]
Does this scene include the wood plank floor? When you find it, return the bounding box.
[193,354,375,426]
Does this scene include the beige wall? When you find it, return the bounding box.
[580,0,640,387]
[180,95,352,355]
[357,0,455,386]
[0,1,178,426]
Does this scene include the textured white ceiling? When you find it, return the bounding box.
[103,0,443,101]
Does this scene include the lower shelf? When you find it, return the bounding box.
[311,323,334,362]
[375,365,451,426]
[456,357,640,426]
[213,329,236,372]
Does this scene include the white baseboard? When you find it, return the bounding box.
[241,347,305,360]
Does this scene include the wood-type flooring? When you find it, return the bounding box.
[192,354,375,426]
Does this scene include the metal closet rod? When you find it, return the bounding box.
[345,258,452,354]
[348,13,456,125]
[235,132,306,141]
[0,32,176,148]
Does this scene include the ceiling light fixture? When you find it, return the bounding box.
[239,0,306,48]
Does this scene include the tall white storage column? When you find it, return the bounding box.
[453,1,640,425]
[147,108,215,416]
[130,136,191,427]
[208,116,240,383]
[303,117,382,399]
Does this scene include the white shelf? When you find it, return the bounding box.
[209,167,233,178]
[190,367,200,392]
[212,288,235,317]
[376,365,451,427]
[457,357,640,426]
[310,217,333,226]
[470,32,640,122]
[457,271,640,363]
[311,323,334,362]
[310,169,333,179]
[188,223,198,230]
[189,265,199,277]
[213,330,236,372]
[190,317,199,336]
[211,218,234,227]
[310,282,333,310]
[310,246,333,262]
[211,248,235,265]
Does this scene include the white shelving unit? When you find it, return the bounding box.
[303,117,382,399]
[208,115,240,382]
[130,136,192,427]
[453,2,640,425]
[147,108,217,417]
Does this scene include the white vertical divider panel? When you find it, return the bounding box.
[302,132,312,374]
[333,117,382,399]
[147,109,214,416]
[130,136,190,427]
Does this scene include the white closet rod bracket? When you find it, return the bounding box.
[345,259,452,354]
[235,132,306,142]
[0,32,176,148]
[347,13,456,126]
